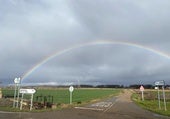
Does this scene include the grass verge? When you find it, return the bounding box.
[132,91,170,117]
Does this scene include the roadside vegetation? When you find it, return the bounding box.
[132,89,170,116]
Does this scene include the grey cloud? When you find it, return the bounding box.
[1,0,170,85]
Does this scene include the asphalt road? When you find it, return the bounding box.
[0,89,170,119]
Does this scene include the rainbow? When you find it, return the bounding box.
[21,40,170,83]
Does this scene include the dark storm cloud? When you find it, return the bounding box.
[1,0,170,85]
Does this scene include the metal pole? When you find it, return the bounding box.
[20,93,24,110]
[162,86,167,111]
[30,94,33,111]
[70,92,72,104]
[13,83,17,108]
[158,87,161,109]
[16,80,21,108]
[141,91,144,101]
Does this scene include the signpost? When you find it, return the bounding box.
[19,89,36,111]
[162,85,167,111]
[69,86,74,104]
[140,85,144,101]
[20,89,36,94]
[155,81,165,86]
[13,77,21,108]
[156,86,161,109]
[155,80,167,111]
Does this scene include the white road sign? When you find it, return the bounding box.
[155,81,165,86]
[14,78,21,84]
[69,86,74,92]
[140,85,144,91]
[20,89,36,94]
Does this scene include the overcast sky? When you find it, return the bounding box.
[1,0,170,86]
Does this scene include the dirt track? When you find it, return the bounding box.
[0,89,170,119]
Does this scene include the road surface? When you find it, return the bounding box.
[0,89,170,119]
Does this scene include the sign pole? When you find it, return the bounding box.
[20,93,24,110]
[157,87,161,110]
[69,86,74,104]
[141,91,144,101]
[30,94,33,111]
[70,92,72,104]
[162,86,167,111]
[13,83,17,108]
[155,80,166,110]
[13,77,21,108]
[16,78,21,108]
[140,85,144,101]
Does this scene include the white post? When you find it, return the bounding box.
[158,87,161,110]
[69,86,74,104]
[70,92,72,104]
[16,78,21,108]
[13,83,17,108]
[16,84,20,108]
[30,94,33,111]
[140,85,144,101]
[162,86,167,111]
[20,93,24,110]
[141,91,144,101]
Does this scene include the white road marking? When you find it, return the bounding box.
[75,107,104,111]
[91,102,113,108]
[103,103,113,112]
[103,98,118,112]
[75,98,118,112]
[0,111,29,114]
[0,111,16,114]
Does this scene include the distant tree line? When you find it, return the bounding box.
[129,84,154,89]
[95,85,124,88]
[77,84,170,89]
[129,84,170,89]
[73,85,124,88]
[6,84,170,89]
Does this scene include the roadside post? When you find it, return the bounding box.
[155,80,167,111]
[16,78,21,108]
[13,77,21,108]
[69,86,74,104]
[19,88,36,111]
[140,85,144,101]
[162,85,167,111]
[155,86,161,109]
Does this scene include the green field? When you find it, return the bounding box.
[132,90,170,116]
[35,88,120,104]
[2,88,121,105]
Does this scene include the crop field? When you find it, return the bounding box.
[1,88,121,111]
[132,89,170,116]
